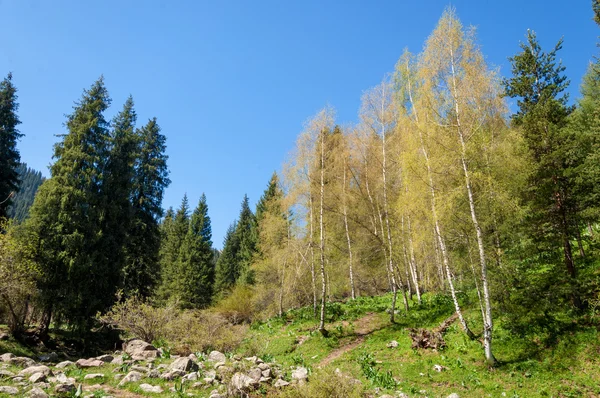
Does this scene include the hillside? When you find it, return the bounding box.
[6,163,44,223]
[0,293,598,398]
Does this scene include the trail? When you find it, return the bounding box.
[318,312,383,367]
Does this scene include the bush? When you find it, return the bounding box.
[279,368,363,398]
[213,285,257,324]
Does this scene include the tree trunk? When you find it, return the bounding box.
[309,194,318,317]
[318,130,327,335]
[342,161,356,299]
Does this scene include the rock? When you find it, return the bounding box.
[274,379,290,388]
[123,339,158,360]
[213,361,226,369]
[25,387,49,398]
[447,394,460,398]
[147,369,161,378]
[0,386,19,395]
[243,356,258,363]
[183,372,198,381]
[55,361,75,369]
[38,352,58,362]
[386,340,399,348]
[291,367,308,381]
[379,395,396,398]
[261,368,271,378]
[110,356,123,365]
[54,383,76,395]
[259,376,271,383]
[0,369,15,378]
[118,370,144,386]
[170,357,199,372]
[75,358,104,368]
[208,390,224,398]
[0,353,15,362]
[248,367,262,382]
[55,373,75,384]
[208,351,226,363]
[9,357,36,368]
[96,354,114,363]
[257,363,270,371]
[28,372,47,383]
[0,332,9,341]
[131,365,149,373]
[19,365,52,377]
[230,372,258,393]
[139,383,163,393]
[84,373,104,380]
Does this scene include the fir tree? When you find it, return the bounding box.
[123,117,170,297]
[235,194,257,284]
[214,222,240,294]
[7,163,45,223]
[176,194,214,308]
[0,73,22,219]
[158,194,189,301]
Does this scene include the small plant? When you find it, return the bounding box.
[173,380,186,397]
[357,352,397,389]
[262,353,274,363]
[195,351,207,361]
[160,346,172,359]
[118,362,131,373]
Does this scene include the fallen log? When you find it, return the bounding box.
[407,313,458,350]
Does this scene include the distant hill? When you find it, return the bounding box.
[7,163,45,223]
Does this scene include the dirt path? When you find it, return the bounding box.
[318,312,383,367]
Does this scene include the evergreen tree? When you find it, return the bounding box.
[7,164,45,223]
[158,195,190,301]
[123,117,170,297]
[235,194,257,284]
[0,73,22,219]
[27,77,114,333]
[176,194,214,308]
[214,222,240,294]
[504,31,582,308]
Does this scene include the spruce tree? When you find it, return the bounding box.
[176,194,214,308]
[27,77,114,332]
[0,73,22,219]
[214,222,240,294]
[235,194,257,284]
[7,164,45,223]
[123,117,170,297]
[158,195,189,301]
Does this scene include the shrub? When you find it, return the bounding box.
[279,368,363,398]
[213,285,257,324]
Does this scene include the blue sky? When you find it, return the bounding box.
[1,0,597,248]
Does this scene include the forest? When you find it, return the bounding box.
[1,5,600,398]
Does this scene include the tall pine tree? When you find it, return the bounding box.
[0,73,22,219]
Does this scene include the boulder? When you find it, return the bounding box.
[386,340,399,348]
[123,339,158,360]
[0,353,15,362]
[291,367,308,381]
[96,355,114,363]
[0,370,15,378]
[0,386,19,395]
[55,361,75,369]
[54,383,76,395]
[9,357,36,368]
[83,373,105,380]
[147,369,161,378]
[24,387,49,398]
[229,372,258,393]
[274,379,290,388]
[118,370,144,386]
[19,365,52,377]
[160,370,186,380]
[75,358,104,368]
[248,367,262,382]
[169,357,199,372]
[38,352,58,362]
[139,383,163,393]
[208,351,226,363]
[447,394,460,398]
[28,372,47,383]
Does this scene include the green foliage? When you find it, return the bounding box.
[0,73,22,219]
[358,351,398,389]
[6,163,44,223]
[279,368,363,398]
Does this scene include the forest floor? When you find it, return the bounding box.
[1,293,600,397]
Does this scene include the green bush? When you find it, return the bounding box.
[279,368,363,398]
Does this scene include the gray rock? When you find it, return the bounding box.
[28,372,47,383]
[118,370,144,386]
[24,387,49,398]
[261,368,271,378]
[139,383,163,393]
[291,367,308,381]
[131,365,149,373]
[123,339,158,360]
[0,369,15,378]
[0,353,15,362]
[183,372,198,381]
[259,376,271,383]
[169,357,199,372]
[213,361,226,369]
[55,361,75,369]
[19,366,52,377]
[110,356,123,365]
[257,362,270,371]
[0,386,19,395]
[75,358,104,368]
[274,379,290,388]
[55,373,75,384]
[96,355,114,363]
[229,372,258,393]
[248,367,262,382]
[83,373,104,380]
[54,383,76,395]
[447,394,460,398]
[208,351,226,363]
[386,340,399,348]
[9,357,36,368]
[0,333,9,341]
[147,369,161,378]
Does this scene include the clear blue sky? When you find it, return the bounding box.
[1,0,597,248]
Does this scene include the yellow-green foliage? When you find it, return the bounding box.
[213,284,257,324]
[279,368,364,398]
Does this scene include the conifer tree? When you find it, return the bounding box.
[235,195,258,284]
[123,118,170,297]
[0,73,22,219]
[214,222,240,295]
[176,194,214,308]
[7,164,45,223]
[27,77,114,333]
